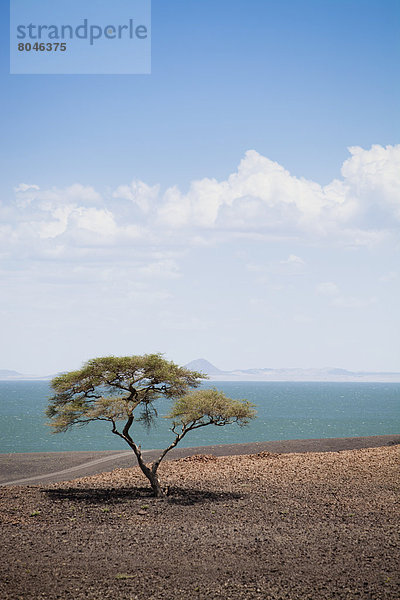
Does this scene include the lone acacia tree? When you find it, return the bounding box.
[46,354,256,497]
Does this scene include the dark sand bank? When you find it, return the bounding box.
[1,434,399,486]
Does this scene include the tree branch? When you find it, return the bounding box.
[150,418,220,473]
[123,415,134,438]
[105,379,130,391]
[111,417,153,481]
[151,425,187,473]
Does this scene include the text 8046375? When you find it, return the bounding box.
[18,42,67,51]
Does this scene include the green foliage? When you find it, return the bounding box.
[46,353,205,432]
[168,388,256,429]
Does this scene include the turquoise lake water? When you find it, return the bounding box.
[0,380,399,453]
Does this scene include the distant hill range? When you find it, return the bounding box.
[185,359,400,382]
[0,370,23,378]
[0,369,53,381]
[1,360,399,382]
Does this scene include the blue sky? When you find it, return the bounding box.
[1,0,399,374]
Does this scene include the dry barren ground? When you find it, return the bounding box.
[0,445,399,600]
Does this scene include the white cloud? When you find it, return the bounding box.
[14,183,40,193]
[13,183,41,207]
[157,185,192,227]
[158,150,323,231]
[73,207,118,236]
[36,184,102,208]
[6,145,400,262]
[341,144,400,221]
[316,282,340,296]
[281,254,305,265]
[139,259,181,279]
[113,180,160,213]
[155,144,400,240]
[37,205,72,239]
[3,144,399,291]
[35,205,118,239]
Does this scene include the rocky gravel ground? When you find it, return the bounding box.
[0,445,399,600]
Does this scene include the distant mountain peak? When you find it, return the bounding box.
[185,359,224,375]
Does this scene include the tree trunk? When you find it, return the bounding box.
[131,450,165,497]
[127,441,165,497]
[146,469,164,498]
[112,422,167,497]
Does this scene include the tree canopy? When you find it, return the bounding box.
[46,353,256,497]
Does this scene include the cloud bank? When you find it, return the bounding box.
[1,144,399,373]
[1,144,399,272]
